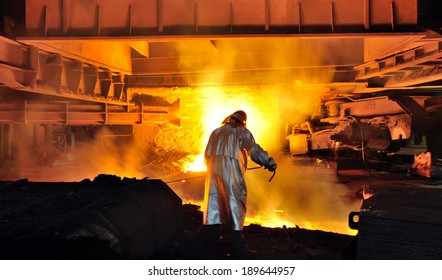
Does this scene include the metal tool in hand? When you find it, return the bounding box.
[247,166,276,182]
[268,170,276,182]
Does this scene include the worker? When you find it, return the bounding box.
[203,110,277,258]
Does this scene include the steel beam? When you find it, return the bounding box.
[0,99,181,127]
[0,36,132,105]
[355,40,442,81]
[23,0,418,37]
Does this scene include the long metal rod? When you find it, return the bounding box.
[269,170,276,182]
[164,165,275,184]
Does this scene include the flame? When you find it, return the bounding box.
[183,154,206,172]
[248,207,357,234]
[171,84,360,235]
[182,196,355,234]
[12,37,359,235]
[245,209,297,228]
[182,86,281,172]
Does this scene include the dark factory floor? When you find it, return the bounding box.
[152,173,441,260]
[0,173,356,260]
[150,203,356,260]
[0,154,439,260]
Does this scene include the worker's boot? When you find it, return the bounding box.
[230,230,256,259]
[205,224,222,243]
[202,224,228,256]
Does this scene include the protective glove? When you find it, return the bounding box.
[266,157,277,172]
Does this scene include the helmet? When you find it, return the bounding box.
[229,110,247,126]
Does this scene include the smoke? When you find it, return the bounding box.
[246,155,360,235]
[159,84,359,234]
[171,38,335,154]
[173,38,335,87]
[167,38,360,234]
[10,35,358,234]
[22,126,148,182]
[71,127,146,180]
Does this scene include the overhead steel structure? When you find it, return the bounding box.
[0,0,441,144]
[1,1,441,123]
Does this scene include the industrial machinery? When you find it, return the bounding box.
[2,0,441,172]
[286,92,442,178]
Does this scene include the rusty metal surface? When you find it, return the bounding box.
[355,40,442,87]
[1,0,440,128]
[0,35,181,127]
[0,99,181,126]
[338,97,405,117]
[0,37,131,101]
[24,0,418,37]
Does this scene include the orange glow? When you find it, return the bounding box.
[245,210,297,228]
[167,85,359,235]
[147,37,352,233]
[183,86,281,172]
[182,196,356,234]
[13,37,359,235]
[183,154,206,172]
[174,85,303,229]
[248,209,357,234]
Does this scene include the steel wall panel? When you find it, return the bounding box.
[24,0,418,36]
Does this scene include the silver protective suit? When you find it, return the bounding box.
[203,122,274,231]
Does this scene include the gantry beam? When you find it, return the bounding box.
[23,0,418,37]
[0,99,181,127]
[355,40,442,87]
[0,36,128,103]
[0,36,181,127]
